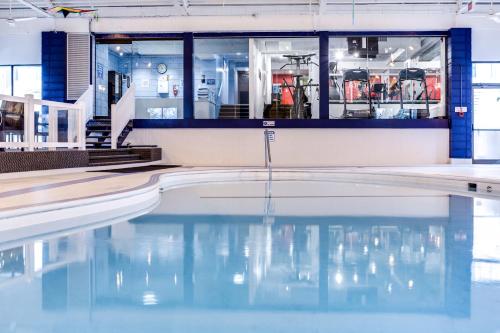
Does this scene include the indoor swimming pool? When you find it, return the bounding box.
[1,180,499,333]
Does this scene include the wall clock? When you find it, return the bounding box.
[157,63,168,74]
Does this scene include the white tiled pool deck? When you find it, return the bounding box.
[1,164,500,214]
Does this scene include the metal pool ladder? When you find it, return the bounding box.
[264,129,272,198]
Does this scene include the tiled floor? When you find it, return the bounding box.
[1,165,500,214]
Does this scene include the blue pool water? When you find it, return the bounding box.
[0,181,499,333]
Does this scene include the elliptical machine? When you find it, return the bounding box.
[280,54,319,119]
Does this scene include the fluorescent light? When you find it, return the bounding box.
[233,273,245,285]
[335,271,343,285]
[143,292,158,305]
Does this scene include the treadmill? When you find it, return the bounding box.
[342,69,373,119]
[398,68,430,119]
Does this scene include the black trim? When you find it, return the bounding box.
[133,118,449,129]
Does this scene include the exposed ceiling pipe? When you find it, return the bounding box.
[14,0,53,17]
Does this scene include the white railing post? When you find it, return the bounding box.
[77,103,86,150]
[48,106,59,151]
[111,104,117,150]
[67,107,76,147]
[24,94,35,151]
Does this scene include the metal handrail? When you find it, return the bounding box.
[264,129,272,197]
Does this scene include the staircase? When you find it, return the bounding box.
[264,104,293,119]
[218,104,249,119]
[88,148,147,167]
[86,116,133,149]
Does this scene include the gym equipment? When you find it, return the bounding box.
[279,54,319,119]
[329,61,342,101]
[398,68,430,119]
[342,68,373,119]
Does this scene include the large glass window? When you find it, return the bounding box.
[473,63,500,84]
[13,66,41,98]
[0,66,11,95]
[473,63,500,161]
[95,40,184,119]
[329,36,446,119]
[252,37,320,119]
[194,37,319,120]
[194,38,249,119]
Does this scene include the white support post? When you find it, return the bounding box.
[67,108,76,148]
[110,104,117,150]
[77,103,86,150]
[24,94,35,151]
[48,106,59,151]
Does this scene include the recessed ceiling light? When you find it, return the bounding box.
[116,46,121,51]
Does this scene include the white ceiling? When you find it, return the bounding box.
[1,0,500,19]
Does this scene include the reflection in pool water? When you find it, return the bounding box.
[0,182,499,333]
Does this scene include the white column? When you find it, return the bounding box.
[48,106,59,151]
[24,94,35,151]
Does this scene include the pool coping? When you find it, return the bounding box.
[1,167,500,222]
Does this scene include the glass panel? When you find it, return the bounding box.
[474,130,500,160]
[473,63,500,84]
[254,37,319,119]
[95,40,184,119]
[474,88,500,130]
[194,38,249,119]
[0,66,11,95]
[132,40,184,119]
[13,66,41,98]
[329,36,446,119]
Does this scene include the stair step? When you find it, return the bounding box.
[89,159,145,167]
[88,148,134,154]
[87,135,111,139]
[89,154,141,160]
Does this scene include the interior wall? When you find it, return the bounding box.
[127,128,450,166]
[0,34,41,65]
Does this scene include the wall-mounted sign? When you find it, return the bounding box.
[206,79,216,85]
[455,106,468,113]
[96,63,104,79]
[263,121,275,127]
[158,75,170,94]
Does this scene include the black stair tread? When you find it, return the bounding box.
[89,154,141,160]
[121,145,158,148]
[89,159,146,167]
[87,135,111,139]
[87,129,111,132]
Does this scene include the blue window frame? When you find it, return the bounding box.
[94,30,450,129]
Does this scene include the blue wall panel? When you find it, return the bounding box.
[42,31,67,103]
[448,28,472,159]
